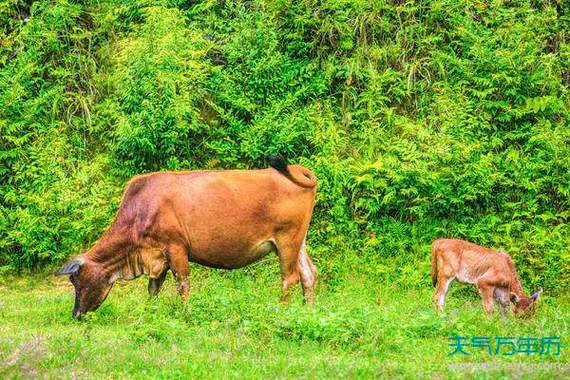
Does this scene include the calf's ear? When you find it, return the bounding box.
[510,292,520,303]
[54,259,83,276]
[531,288,543,302]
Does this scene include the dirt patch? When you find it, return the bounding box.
[2,335,47,378]
[49,276,74,290]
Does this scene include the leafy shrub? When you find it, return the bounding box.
[0,0,568,292]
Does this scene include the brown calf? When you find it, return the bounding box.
[431,239,541,317]
[55,156,318,319]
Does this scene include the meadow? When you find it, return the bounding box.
[0,263,568,379]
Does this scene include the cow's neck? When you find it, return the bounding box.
[508,272,526,297]
[86,234,146,284]
[107,249,145,283]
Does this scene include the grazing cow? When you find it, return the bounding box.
[431,239,541,317]
[55,156,318,319]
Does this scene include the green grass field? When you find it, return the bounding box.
[1,262,568,379]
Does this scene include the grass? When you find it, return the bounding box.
[0,262,568,379]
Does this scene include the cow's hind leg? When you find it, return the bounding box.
[167,244,190,301]
[276,240,302,304]
[433,275,453,312]
[298,240,317,305]
[148,269,169,297]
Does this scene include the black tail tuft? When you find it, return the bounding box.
[265,155,289,175]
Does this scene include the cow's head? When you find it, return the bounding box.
[55,258,113,320]
[510,289,542,317]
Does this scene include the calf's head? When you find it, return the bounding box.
[510,289,542,317]
[55,258,113,320]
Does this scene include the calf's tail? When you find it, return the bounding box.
[431,241,439,287]
[266,155,317,188]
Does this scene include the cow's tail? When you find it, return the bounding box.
[431,240,439,287]
[266,155,317,188]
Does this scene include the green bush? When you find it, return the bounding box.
[1,0,568,291]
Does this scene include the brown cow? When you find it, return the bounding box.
[431,239,541,317]
[55,156,318,319]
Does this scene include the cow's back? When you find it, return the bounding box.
[433,239,514,284]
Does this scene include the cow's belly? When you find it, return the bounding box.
[455,267,478,284]
[188,239,277,269]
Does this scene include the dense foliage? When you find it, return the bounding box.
[1,0,569,290]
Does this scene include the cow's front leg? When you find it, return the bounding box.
[148,269,169,297]
[498,302,508,319]
[495,289,510,319]
[477,282,495,317]
[167,245,190,301]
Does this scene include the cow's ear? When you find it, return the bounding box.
[54,259,83,276]
[531,288,543,302]
[510,292,520,303]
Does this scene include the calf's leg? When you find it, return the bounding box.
[298,240,317,305]
[433,275,453,312]
[498,302,508,319]
[495,289,510,319]
[477,282,495,317]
